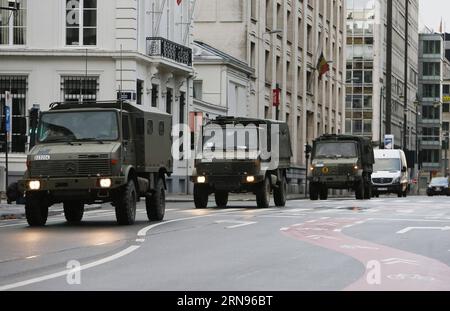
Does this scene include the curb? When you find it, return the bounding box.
[0,204,103,221]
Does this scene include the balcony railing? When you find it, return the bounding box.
[146,37,192,67]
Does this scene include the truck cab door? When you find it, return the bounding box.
[122,114,136,165]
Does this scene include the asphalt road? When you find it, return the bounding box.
[0,195,449,291]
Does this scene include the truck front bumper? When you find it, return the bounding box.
[191,175,265,192]
[309,175,358,189]
[20,176,125,192]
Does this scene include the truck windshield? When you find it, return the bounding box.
[373,159,401,172]
[203,127,259,151]
[38,111,119,143]
[315,142,357,158]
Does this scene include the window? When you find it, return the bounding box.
[136,79,143,106]
[423,84,440,98]
[66,0,97,46]
[443,122,450,132]
[193,81,203,100]
[443,103,450,113]
[0,76,27,153]
[423,40,441,54]
[147,120,153,135]
[159,121,164,136]
[423,62,440,76]
[422,106,440,120]
[61,76,98,102]
[0,0,27,45]
[136,118,144,136]
[250,0,257,19]
[151,84,158,107]
[443,85,450,95]
[166,88,172,114]
[122,115,130,140]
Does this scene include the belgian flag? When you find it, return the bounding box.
[316,52,330,80]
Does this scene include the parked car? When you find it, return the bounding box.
[427,177,450,196]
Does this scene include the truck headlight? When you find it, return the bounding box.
[29,180,41,190]
[99,178,112,188]
[197,176,206,184]
[246,176,255,183]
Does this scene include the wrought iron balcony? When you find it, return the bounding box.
[146,37,192,67]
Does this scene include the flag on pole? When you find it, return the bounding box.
[177,0,182,5]
[316,52,330,80]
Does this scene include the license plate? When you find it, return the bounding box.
[436,188,442,192]
[378,188,388,191]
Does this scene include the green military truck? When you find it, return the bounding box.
[191,117,292,209]
[308,135,374,200]
[19,101,172,226]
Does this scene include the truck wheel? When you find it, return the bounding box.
[256,176,271,209]
[274,176,287,207]
[194,184,209,209]
[63,201,84,223]
[115,180,137,225]
[355,181,365,200]
[25,193,49,227]
[319,186,328,200]
[146,178,165,221]
[215,191,229,208]
[309,183,319,201]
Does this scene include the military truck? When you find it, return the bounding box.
[19,101,172,226]
[308,135,374,200]
[191,117,292,209]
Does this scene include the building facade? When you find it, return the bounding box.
[0,0,195,193]
[193,0,347,178]
[417,32,450,186]
[345,0,419,151]
[192,40,254,120]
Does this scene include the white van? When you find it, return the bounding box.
[372,149,409,197]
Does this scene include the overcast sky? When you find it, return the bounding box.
[419,0,450,32]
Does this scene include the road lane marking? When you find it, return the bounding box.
[397,226,450,234]
[381,258,420,266]
[214,220,257,229]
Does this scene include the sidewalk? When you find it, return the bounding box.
[0,203,102,220]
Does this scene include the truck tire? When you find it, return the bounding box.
[25,193,48,227]
[355,180,365,200]
[256,176,271,209]
[319,186,328,200]
[274,176,287,207]
[146,178,166,221]
[215,191,229,208]
[194,184,209,209]
[309,183,319,201]
[63,201,84,223]
[115,180,137,225]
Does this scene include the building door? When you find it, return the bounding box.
[0,76,27,153]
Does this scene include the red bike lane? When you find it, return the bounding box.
[280,217,450,291]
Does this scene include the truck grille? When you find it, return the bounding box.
[372,178,393,185]
[30,159,112,177]
[197,162,257,176]
[314,166,354,176]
